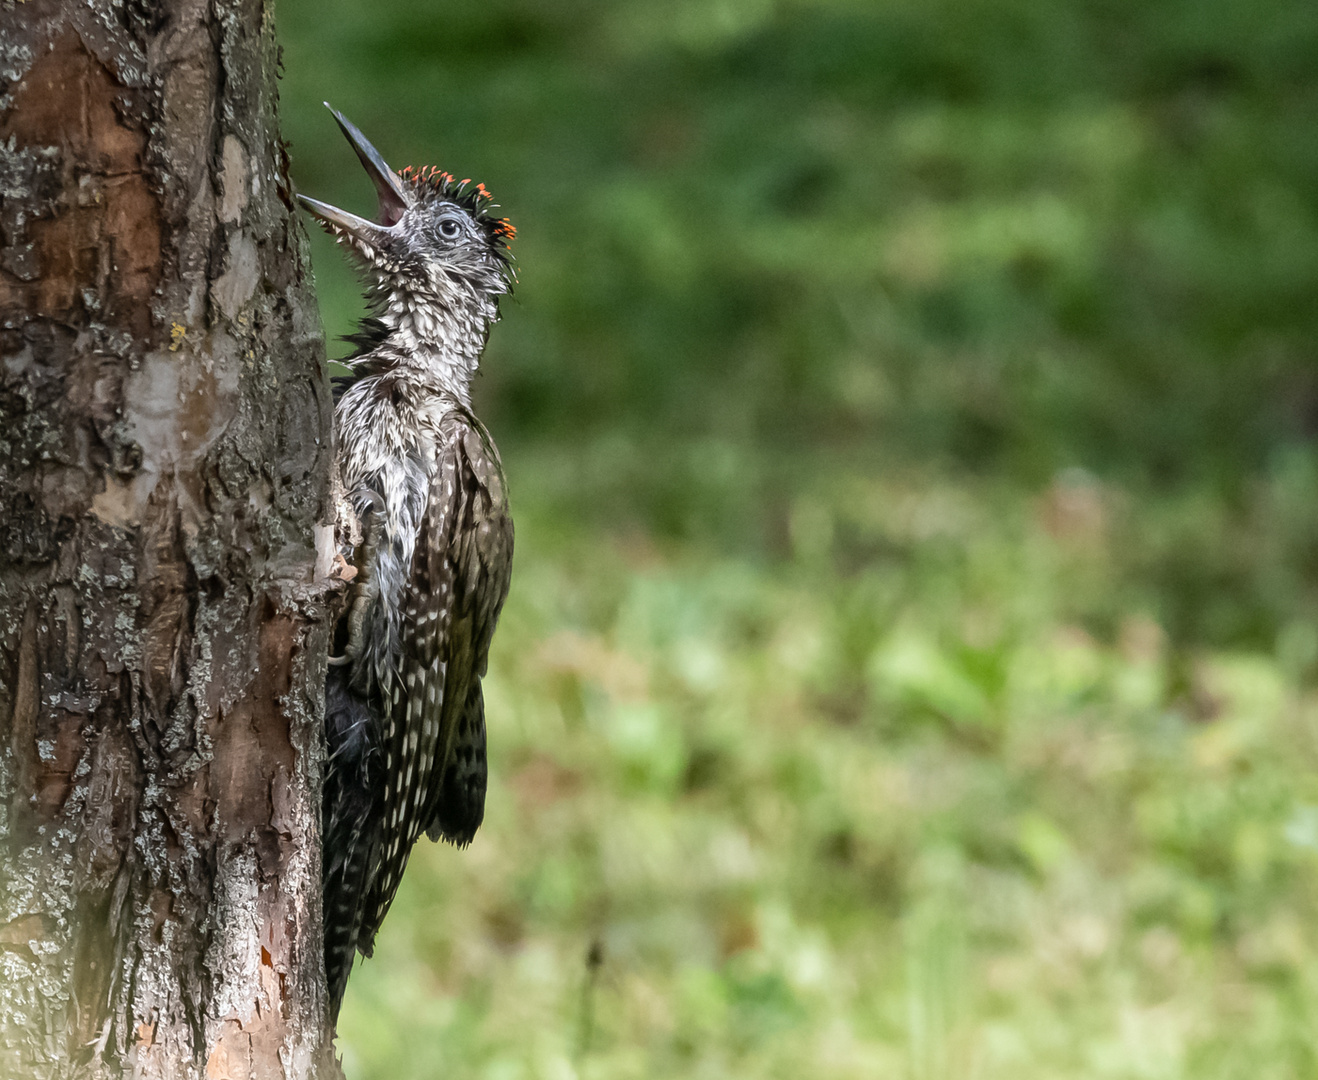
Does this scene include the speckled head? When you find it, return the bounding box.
[298,104,515,304]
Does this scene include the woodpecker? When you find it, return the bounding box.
[299,106,515,1019]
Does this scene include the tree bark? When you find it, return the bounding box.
[0,1,340,1077]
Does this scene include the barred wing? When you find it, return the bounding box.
[359,410,513,944]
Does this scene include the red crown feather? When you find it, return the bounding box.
[399,165,517,252]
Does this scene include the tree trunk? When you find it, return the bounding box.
[0,1,340,1076]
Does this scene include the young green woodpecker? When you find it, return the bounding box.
[299,106,515,1019]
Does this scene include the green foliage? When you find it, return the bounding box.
[283,0,1318,491]
[275,0,1318,1074]
[329,477,1318,1079]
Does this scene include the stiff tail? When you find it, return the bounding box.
[323,666,381,1021]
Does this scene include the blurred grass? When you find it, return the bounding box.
[275,0,1318,1076]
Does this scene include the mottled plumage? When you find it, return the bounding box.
[300,106,515,1019]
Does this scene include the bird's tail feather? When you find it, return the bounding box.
[323,666,381,1021]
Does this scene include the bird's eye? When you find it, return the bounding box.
[438,219,462,240]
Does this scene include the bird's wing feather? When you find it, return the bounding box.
[425,417,514,843]
[358,408,512,942]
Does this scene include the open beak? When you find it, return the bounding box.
[297,103,411,240]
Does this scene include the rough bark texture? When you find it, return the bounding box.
[0,0,340,1076]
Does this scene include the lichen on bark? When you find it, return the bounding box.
[0,1,340,1077]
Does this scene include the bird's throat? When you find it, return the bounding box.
[363,283,495,404]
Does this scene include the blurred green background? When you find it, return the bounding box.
[277,1,1318,1076]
